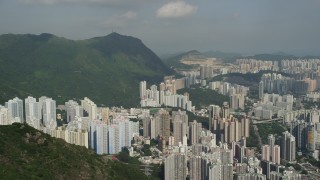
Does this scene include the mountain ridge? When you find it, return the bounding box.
[0,32,174,106]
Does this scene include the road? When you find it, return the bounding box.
[252,118,283,124]
[300,163,320,178]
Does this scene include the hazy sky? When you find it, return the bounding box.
[0,0,319,56]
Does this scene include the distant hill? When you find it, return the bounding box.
[162,50,208,70]
[0,32,174,106]
[0,123,147,179]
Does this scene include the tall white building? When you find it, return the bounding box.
[140,81,147,100]
[96,123,109,155]
[107,116,139,154]
[108,123,124,154]
[65,100,83,122]
[0,106,11,125]
[25,96,42,128]
[39,96,56,129]
[81,97,97,121]
[5,97,24,123]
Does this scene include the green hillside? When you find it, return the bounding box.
[0,33,174,107]
[177,87,230,109]
[0,123,147,179]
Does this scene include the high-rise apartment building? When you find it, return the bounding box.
[189,156,202,180]
[143,116,152,138]
[65,100,83,122]
[140,81,147,100]
[25,96,42,128]
[262,145,270,161]
[291,120,307,152]
[0,106,11,125]
[230,94,245,110]
[208,104,220,132]
[165,153,187,180]
[5,97,24,123]
[153,109,170,140]
[259,81,264,99]
[272,145,281,164]
[39,96,57,129]
[280,131,296,162]
[268,134,275,160]
[81,97,97,121]
[189,120,202,145]
[172,110,188,146]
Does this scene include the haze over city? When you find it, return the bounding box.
[2,0,320,179]
[0,0,319,56]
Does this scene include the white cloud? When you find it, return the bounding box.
[156,1,197,18]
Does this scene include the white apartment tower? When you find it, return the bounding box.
[0,106,11,125]
[5,97,24,123]
[81,97,97,121]
[25,96,42,129]
[39,96,57,129]
[140,81,147,100]
[65,100,83,122]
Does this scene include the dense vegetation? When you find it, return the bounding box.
[177,87,229,109]
[247,123,260,149]
[0,123,147,179]
[116,147,164,180]
[0,33,174,107]
[257,122,287,144]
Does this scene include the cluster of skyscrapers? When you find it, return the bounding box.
[236,59,278,73]
[0,96,56,129]
[288,110,320,160]
[0,96,138,154]
[254,93,294,120]
[140,79,193,111]
[281,59,320,74]
[260,73,317,95]
[209,81,249,110]
[208,103,250,144]
[90,116,139,155]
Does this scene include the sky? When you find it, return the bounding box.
[0,0,320,56]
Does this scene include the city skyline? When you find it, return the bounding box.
[0,0,319,56]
